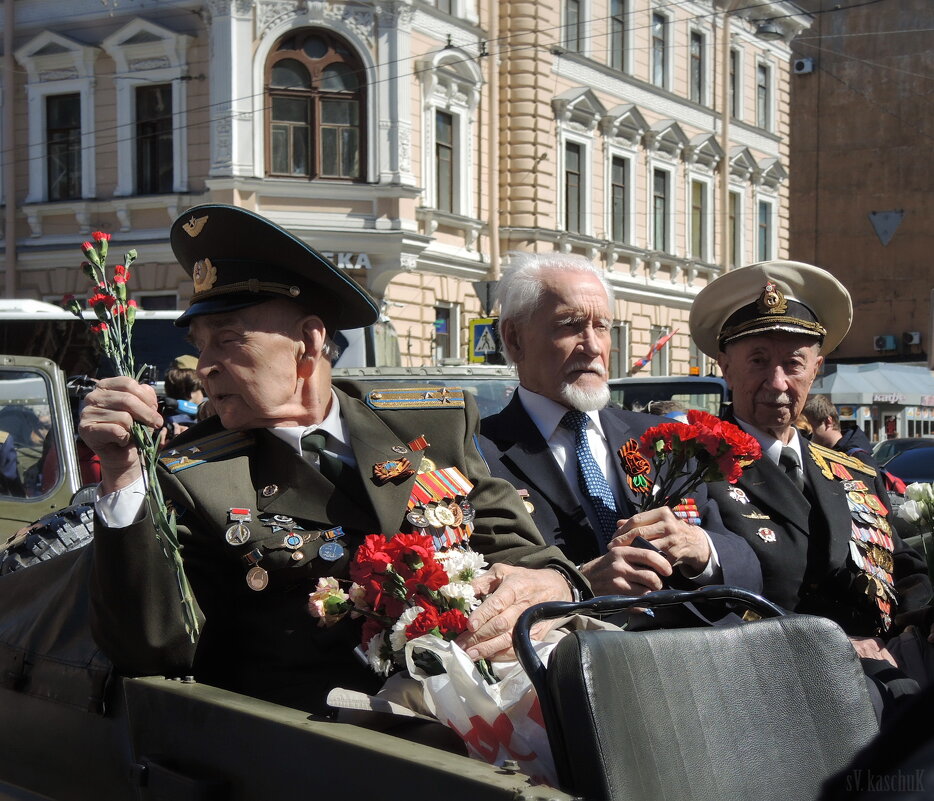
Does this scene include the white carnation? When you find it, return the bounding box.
[439,581,480,611]
[365,631,393,677]
[438,549,488,583]
[389,605,424,653]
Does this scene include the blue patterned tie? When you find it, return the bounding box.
[561,410,619,545]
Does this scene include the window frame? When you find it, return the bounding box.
[609,152,632,244]
[565,0,584,53]
[264,28,367,182]
[561,136,592,235]
[689,30,705,105]
[433,301,462,363]
[45,93,82,202]
[729,47,742,120]
[757,197,775,261]
[609,0,628,72]
[651,12,669,89]
[689,177,710,262]
[649,324,671,376]
[729,189,743,268]
[650,165,673,253]
[756,60,772,131]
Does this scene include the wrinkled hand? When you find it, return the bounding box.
[580,507,711,597]
[78,376,163,492]
[456,564,572,662]
[849,635,897,667]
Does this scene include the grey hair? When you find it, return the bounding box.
[497,252,614,363]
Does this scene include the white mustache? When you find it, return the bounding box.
[756,392,792,405]
[565,360,607,378]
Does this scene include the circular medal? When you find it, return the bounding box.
[419,457,438,474]
[406,510,429,528]
[261,484,279,497]
[291,550,305,562]
[273,514,294,526]
[283,532,304,550]
[318,541,344,562]
[447,502,464,527]
[225,523,251,546]
[423,505,441,527]
[246,565,269,591]
[435,505,456,526]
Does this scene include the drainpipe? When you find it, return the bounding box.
[486,0,500,282]
[3,0,15,297]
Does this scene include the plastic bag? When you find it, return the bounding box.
[403,635,558,786]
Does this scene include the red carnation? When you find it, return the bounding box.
[90,322,108,334]
[404,559,449,597]
[91,231,112,242]
[438,609,468,639]
[405,604,441,641]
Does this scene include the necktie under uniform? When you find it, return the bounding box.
[779,446,805,492]
[301,430,345,483]
[561,410,619,546]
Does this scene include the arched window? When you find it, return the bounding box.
[266,29,365,181]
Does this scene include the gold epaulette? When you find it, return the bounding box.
[365,386,465,410]
[159,429,253,473]
[807,441,877,479]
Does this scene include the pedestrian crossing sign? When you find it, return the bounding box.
[469,318,499,363]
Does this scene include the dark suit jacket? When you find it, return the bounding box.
[478,394,762,593]
[90,385,580,715]
[706,411,931,637]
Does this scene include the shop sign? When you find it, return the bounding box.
[872,393,905,404]
[320,252,373,270]
[922,395,934,407]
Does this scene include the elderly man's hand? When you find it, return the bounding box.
[579,507,711,597]
[78,376,163,492]
[849,635,898,667]
[456,564,572,661]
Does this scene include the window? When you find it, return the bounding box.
[434,0,453,11]
[134,294,179,310]
[435,111,454,213]
[729,48,740,118]
[652,168,669,251]
[610,156,628,243]
[565,142,583,233]
[729,191,741,267]
[136,85,173,195]
[611,322,630,379]
[267,29,365,181]
[690,180,706,259]
[46,94,81,201]
[652,13,667,88]
[649,325,670,376]
[610,0,626,70]
[689,32,704,104]
[756,63,771,130]
[433,303,460,362]
[757,200,772,260]
[565,0,582,52]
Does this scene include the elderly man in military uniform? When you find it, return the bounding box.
[689,261,931,666]
[79,205,583,716]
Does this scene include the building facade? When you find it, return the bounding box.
[1,0,806,373]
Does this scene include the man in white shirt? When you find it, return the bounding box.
[478,253,762,598]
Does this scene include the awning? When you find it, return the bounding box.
[810,362,934,406]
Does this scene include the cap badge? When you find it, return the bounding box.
[183,215,208,238]
[193,257,218,293]
[756,281,788,316]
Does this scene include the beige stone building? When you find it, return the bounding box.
[1,0,806,374]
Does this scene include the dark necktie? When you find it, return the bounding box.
[301,430,345,483]
[561,410,619,545]
[779,446,805,492]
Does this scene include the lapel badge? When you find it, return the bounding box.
[261,484,279,498]
[407,434,430,451]
[225,523,251,546]
[518,488,535,514]
[373,457,414,483]
[618,439,653,494]
[757,527,777,543]
[728,486,749,504]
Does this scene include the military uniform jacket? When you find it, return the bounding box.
[705,413,931,637]
[89,385,577,715]
[478,394,762,593]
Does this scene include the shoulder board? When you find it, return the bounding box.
[159,429,253,474]
[365,386,465,410]
[807,441,876,479]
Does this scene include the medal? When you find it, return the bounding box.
[727,486,749,504]
[424,504,441,527]
[406,509,430,528]
[318,541,344,562]
[618,439,652,494]
[261,484,279,497]
[283,532,305,550]
[419,457,438,473]
[225,523,251,546]
[373,458,415,483]
[518,489,535,514]
[246,565,269,591]
[459,500,476,523]
[757,527,777,543]
[447,501,464,527]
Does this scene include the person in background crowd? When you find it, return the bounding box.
[803,394,875,457]
[478,253,762,600]
[161,358,206,441]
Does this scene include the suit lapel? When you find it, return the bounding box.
[599,408,642,514]
[739,455,812,535]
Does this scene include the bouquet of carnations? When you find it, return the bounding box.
[63,232,199,642]
[620,408,762,512]
[310,532,558,785]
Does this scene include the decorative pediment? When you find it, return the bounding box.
[643,119,688,157]
[416,49,483,110]
[15,31,99,83]
[101,18,193,74]
[684,133,723,169]
[552,87,606,132]
[758,157,787,189]
[729,146,758,180]
[600,104,648,146]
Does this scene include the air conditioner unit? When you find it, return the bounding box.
[874,334,897,351]
[793,58,815,75]
[904,331,922,346]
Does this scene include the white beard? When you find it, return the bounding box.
[560,381,610,412]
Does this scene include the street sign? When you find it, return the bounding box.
[469,318,499,363]
[472,281,498,316]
